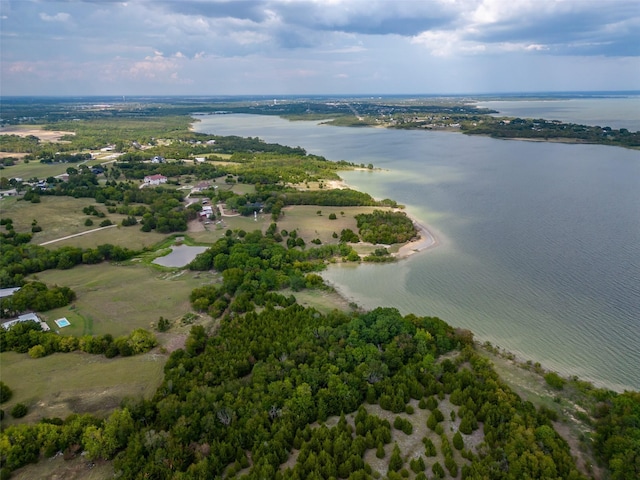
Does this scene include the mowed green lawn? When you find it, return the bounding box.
[33,263,218,337]
[0,350,165,423]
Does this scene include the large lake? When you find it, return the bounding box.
[194,112,640,391]
[475,96,640,132]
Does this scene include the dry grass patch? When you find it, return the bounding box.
[0,125,75,142]
[11,457,113,480]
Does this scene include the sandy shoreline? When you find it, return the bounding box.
[327,176,440,260]
[394,214,439,259]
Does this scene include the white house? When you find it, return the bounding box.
[144,174,168,186]
[2,312,50,331]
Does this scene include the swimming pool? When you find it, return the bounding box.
[55,318,70,328]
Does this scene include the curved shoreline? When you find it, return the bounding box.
[327,176,440,260]
[394,214,439,259]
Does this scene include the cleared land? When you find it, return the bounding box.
[0,125,76,142]
[0,350,165,423]
[0,196,168,249]
[33,263,216,337]
[11,457,113,480]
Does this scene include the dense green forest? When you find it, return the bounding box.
[355,211,417,245]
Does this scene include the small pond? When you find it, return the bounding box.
[153,245,209,268]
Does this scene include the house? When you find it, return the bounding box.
[199,205,214,220]
[2,312,50,332]
[144,174,167,186]
[0,287,20,298]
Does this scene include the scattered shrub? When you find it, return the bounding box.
[0,382,12,403]
[10,403,28,418]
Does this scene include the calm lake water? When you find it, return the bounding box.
[153,245,209,268]
[474,96,640,132]
[194,113,640,392]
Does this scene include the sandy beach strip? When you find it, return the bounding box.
[394,214,439,259]
[327,175,439,259]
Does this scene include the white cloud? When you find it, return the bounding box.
[39,12,71,23]
[229,30,270,46]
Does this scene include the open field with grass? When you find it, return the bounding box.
[0,125,76,142]
[1,195,102,241]
[277,205,393,246]
[0,153,119,181]
[281,287,354,315]
[0,350,165,423]
[0,158,73,180]
[33,263,218,337]
[11,457,113,480]
[0,195,170,249]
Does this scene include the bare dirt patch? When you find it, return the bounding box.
[0,126,75,142]
[0,151,27,159]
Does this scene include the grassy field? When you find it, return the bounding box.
[1,195,100,242]
[281,287,354,315]
[277,205,392,247]
[1,159,74,180]
[11,457,113,480]
[0,195,170,249]
[0,350,166,423]
[33,263,218,337]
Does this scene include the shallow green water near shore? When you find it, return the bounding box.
[194,114,640,391]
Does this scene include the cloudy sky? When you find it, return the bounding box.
[1,0,639,96]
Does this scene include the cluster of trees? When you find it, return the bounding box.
[355,210,417,244]
[0,302,589,478]
[282,189,378,207]
[0,320,157,359]
[463,117,640,147]
[188,231,360,317]
[28,173,195,234]
[0,218,33,247]
[363,247,394,263]
[593,391,640,480]
[38,152,91,164]
[0,134,40,153]
[0,282,75,318]
[0,241,139,288]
